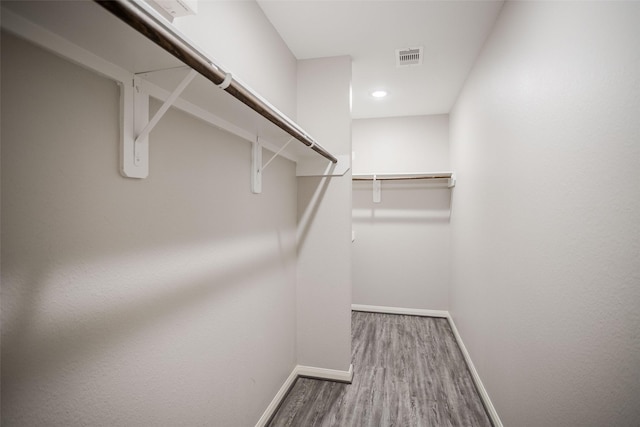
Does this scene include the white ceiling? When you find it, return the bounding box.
[257,0,504,119]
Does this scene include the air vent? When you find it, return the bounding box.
[396,47,423,67]
[151,0,198,17]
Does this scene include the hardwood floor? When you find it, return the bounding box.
[268,311,492,426]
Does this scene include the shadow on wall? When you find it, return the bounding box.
[352,182,452,223]
[2,31,299,425]
[297,176,332,251]
[2,232,294,387]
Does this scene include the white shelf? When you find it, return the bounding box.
[352,172,456,203]
[352,172,454,181]
[0,0,338,168]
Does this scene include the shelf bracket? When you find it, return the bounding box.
[296,155,351,177]
[373,174,381,203]
[262,137,294,172]
[120,76,149,178]
[251,137,263,194]
[120,69,197,179]
[448,172,457,188]
[135,69,197,145]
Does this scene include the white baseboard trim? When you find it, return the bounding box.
[296,363,354,383]
[255,367,299,427]
[258,309,503,427]
[255,363,354,427]
[447,315,503,427]
[352,303,449,318]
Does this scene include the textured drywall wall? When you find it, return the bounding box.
[1,32,298,426]
[174,0,297,118]
[450,2,640,426]
[352,116,450,310]
[296,56,352,371]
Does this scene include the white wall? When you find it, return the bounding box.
[352,116,450,310]
[296,56,352,371]
[1,31,298,426]
[352,115,449,174]
[450,2,640,426]
[174,0,297,118]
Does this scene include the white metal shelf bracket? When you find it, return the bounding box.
[251,137,263,194]
[253,138,351,193]
[120,76,148,178]
[373,174,381,203]
[295,155,351,177]
[262,137,295,172]
[352,172,456,202]
[448,172,457,188]
[121,69,197,179]
[252,136,293,192]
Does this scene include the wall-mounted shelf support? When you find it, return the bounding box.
[353,172,456,203]
[120,76,151,178]
[251,138,263,194]
[252,137,299,194]
[97,0,339,165]
[122,69,197,178]
[448,173,457,188]
[262,137,294,171]
[2,1,343,187]
[373,175,382,203]
[132,76,149,171]
[296,155,351,177]
[135,69,197,145]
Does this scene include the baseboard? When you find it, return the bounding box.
[447,315,503,427]
[255,363,354,427]
[257,310,503,427]
[255,367,299,427]
[296,363,354,383]
[352,303,449,318]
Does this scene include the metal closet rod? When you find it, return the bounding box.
[352,175,452,181]
[95,0,337,164]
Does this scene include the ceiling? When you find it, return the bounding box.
[257,0,504,119]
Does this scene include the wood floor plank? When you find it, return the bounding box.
[268,312,492,427]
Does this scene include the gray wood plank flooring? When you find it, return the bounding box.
[268,311,492,427]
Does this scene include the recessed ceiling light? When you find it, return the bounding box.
[371,90,387,98]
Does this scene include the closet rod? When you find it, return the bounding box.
[352,174,452,181]
[95,0,338,164]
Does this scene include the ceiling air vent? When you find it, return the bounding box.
[151,0,198,18]
[396,47,423,67]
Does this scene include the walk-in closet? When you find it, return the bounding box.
[2,1,638,426]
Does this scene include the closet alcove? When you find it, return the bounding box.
[351,115,453,313]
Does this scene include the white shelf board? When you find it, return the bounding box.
[1,0,324,163]
[352,172,456,203]
[2,1,180,74]
[139,67,313,159]
[352,172,454,181]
